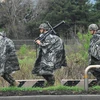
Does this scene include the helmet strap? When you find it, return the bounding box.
[93,30,96,34]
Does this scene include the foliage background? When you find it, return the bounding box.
[0,0,100,39]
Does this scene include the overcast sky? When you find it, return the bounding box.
[90,0,95,3]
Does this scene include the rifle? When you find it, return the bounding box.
[34,20,65,43]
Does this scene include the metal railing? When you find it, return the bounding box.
[84,65,100,91]
[12,39,36,49]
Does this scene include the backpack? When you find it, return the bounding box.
[90,34,100,60]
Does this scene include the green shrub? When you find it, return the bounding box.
[18,44,28,55]
[77,32,92,61]
[13,45,37,80]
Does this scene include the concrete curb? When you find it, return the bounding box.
[0,95,100,100]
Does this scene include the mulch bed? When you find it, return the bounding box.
[0,90,100,96]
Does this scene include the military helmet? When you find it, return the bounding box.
[88,24,98,31]
[39,23,49,30]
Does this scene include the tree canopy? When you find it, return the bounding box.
[0,0,99,39]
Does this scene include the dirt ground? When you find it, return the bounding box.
[0,90,100,96]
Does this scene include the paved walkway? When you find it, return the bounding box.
[0,95,100,100]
